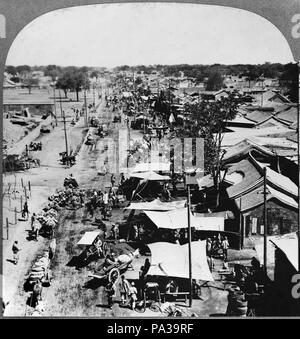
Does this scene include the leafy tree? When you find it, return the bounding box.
[56,69,89,101]
[16,65,31,74]
[279,63,298,103]
[44,65,62,81]
[176,94,239,207]
[206,72,224,91]
[135,76,143,86]
[56,72,72,98]
[90,70,100,79]
[21,73,39,94]
[5,65,17,76]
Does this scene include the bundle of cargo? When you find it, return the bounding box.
[26,252,52,288]
[37,215,57,238]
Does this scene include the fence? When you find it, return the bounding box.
[2,176,32,240]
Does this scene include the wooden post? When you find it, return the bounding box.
[14,207,17,224]
[21,178,24,187]
[20,195,23,213]
[28,181,31,197]
[24,187,27,202]
[239,196,243,250]
[263,167,268,274]
[297,61,300,273]
[6,218,9,240]
[187,184,193,308]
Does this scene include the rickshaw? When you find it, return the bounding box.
[77,231,109,263]
[88,250,139,283]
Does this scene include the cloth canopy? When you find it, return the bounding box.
[132,162,170,173]
[122,92,133,98]
[130,171,170,181]
[147,241,214,281]
[77,231,101,246]
[124,199,186,211]
[144,208,224,231]
[254,233,298,270]
[169,113,175,123]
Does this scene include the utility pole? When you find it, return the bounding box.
[297,61,300,273]
[58,87,63,118]
[93,83,95,107]
[263,166,268,273]
[62,109,69,166]
[187,184,193,308]
[52,84,57,126]
[239,196,243,250]
[84,88,88,127]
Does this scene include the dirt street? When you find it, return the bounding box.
[3,92,230,317]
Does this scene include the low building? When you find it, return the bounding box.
[3,90,54,116]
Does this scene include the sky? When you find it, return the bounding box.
[6,3,294,67]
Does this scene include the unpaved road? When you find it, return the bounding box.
[3,89,229,317]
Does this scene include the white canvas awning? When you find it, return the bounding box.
[270,236,298,271]
[130,171,170,181]
[147,241,214,281]
[77,231,101,246]
[144,208,224,231]
[132,162,170,173]
[254,232,298,270]
[125,199,186,211]
[122,91,133,98]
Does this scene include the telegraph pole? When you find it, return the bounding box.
[58,87,63,118]
[93,83,95,107]
[263,166,268,273]
[84,88,88,127]
[297,61,300,273]
[62,109,69,166]
[52,84,57,126]
[58,87,69,166]
[187,184,193,307]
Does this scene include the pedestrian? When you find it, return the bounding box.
[143,258,151,275]
[49,238,56,259]
[132,225,139,241]
[111,174,116,187]
[32,223,39,241]
[105,280,117,309]
[79,190,85,206]
[222,236,229,261]
[113,224,119,241]
[120,173,125,186]
[32,280,43,308]
[207,255,215,272]
[206,238,212,257]
[103,191,109,205]
[12,240,21,265]
[22,201,29,220]
[129,282,138,310]
[138,266,145,299]
[118,275,130,306]
[31,213,36,229]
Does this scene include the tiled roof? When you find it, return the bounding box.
[226,159,262,198]
[234,185,298,212]
[275,107,297,124]
[245,110,274,123]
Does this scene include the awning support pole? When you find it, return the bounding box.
[187,184,193,307]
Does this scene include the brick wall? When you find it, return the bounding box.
[244,199,298,236]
